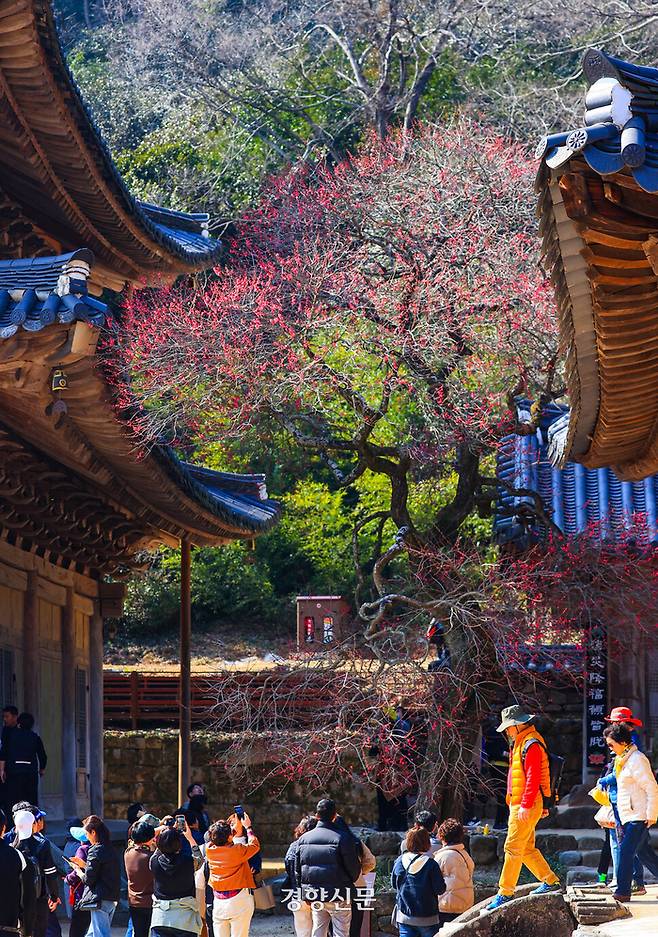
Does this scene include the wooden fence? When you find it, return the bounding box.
[103,670,362,730]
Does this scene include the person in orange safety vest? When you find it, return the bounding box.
[486,705,561,911]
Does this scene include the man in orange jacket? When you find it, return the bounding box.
[486,705,561,911]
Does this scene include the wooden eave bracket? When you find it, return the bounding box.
[559,172,593,221]
[45,321,99,365]
[642,235,658,275]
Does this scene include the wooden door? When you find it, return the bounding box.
[39,656,62,798]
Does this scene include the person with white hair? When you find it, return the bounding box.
[12,808,60,937]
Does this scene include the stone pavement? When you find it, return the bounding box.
[100,917,296,937]
[588,884,658,937]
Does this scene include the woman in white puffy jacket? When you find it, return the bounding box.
[604,723,658,902]
[433,819,475,927]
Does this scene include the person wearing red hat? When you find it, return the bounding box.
[606,707,643,728]
[605,708,643,751]
[598,708,647,893]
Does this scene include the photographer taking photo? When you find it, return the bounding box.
[205,811,260,937]
[150,817,204,937]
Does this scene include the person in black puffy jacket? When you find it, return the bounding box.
[70,816,120,937]
[295,799,361,937]
[284,814,318,937]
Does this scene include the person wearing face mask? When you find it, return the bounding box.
[64,825,91,937]
[486,706,560,911]
[179,785,211,835]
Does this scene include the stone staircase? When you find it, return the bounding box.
[470,803,658,885]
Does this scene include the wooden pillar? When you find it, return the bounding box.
[178,540,192,807]
[130,671,140,731]
[89,609,104,815]
[61,587,77,816]
[23,570,39,719]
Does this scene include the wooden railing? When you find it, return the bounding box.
[103,670,359,730]
[104,672,218,729]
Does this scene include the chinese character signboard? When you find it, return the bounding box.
[585,625,608,771]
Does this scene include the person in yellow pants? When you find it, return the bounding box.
[486,705,561,910]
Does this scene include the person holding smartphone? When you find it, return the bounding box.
[69,816,120,937]
[205,811,260,937]
[149,818,204,937]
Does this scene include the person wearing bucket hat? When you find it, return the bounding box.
[65,826,92,937]
[486,706,560,911]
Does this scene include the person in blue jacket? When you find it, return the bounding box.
[391,826,446,937]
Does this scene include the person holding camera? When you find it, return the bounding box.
[205,811,260,937]
[150,818,204,937]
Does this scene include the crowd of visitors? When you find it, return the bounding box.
[4,698,658,937]
[281,797,474,937]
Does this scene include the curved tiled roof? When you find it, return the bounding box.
[495,401,658,548]
[0,250,108,338]
[0,251,280,544]
[0,1,222,286]
[536,50,658,191]
[536,49,658,480]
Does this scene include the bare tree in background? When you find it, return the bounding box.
[95,0,658,150]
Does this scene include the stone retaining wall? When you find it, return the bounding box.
[532,685,583,793]
[104,729,378,855]
[104,678,583,856]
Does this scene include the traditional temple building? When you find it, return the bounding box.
[495,403,658,777]
[496,403,658,549]
[536,49,658,480]
[0,0,279,819]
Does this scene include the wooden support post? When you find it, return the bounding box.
[23,570,39,719]
[61,587,77,816]
[89,609,104,815]
[178,539,192,807]
[130,671,140,731]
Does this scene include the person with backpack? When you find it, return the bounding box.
[0,806,36,937]
[486,706,561,911]
[391,825,446,936]
[13,807,60,937]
